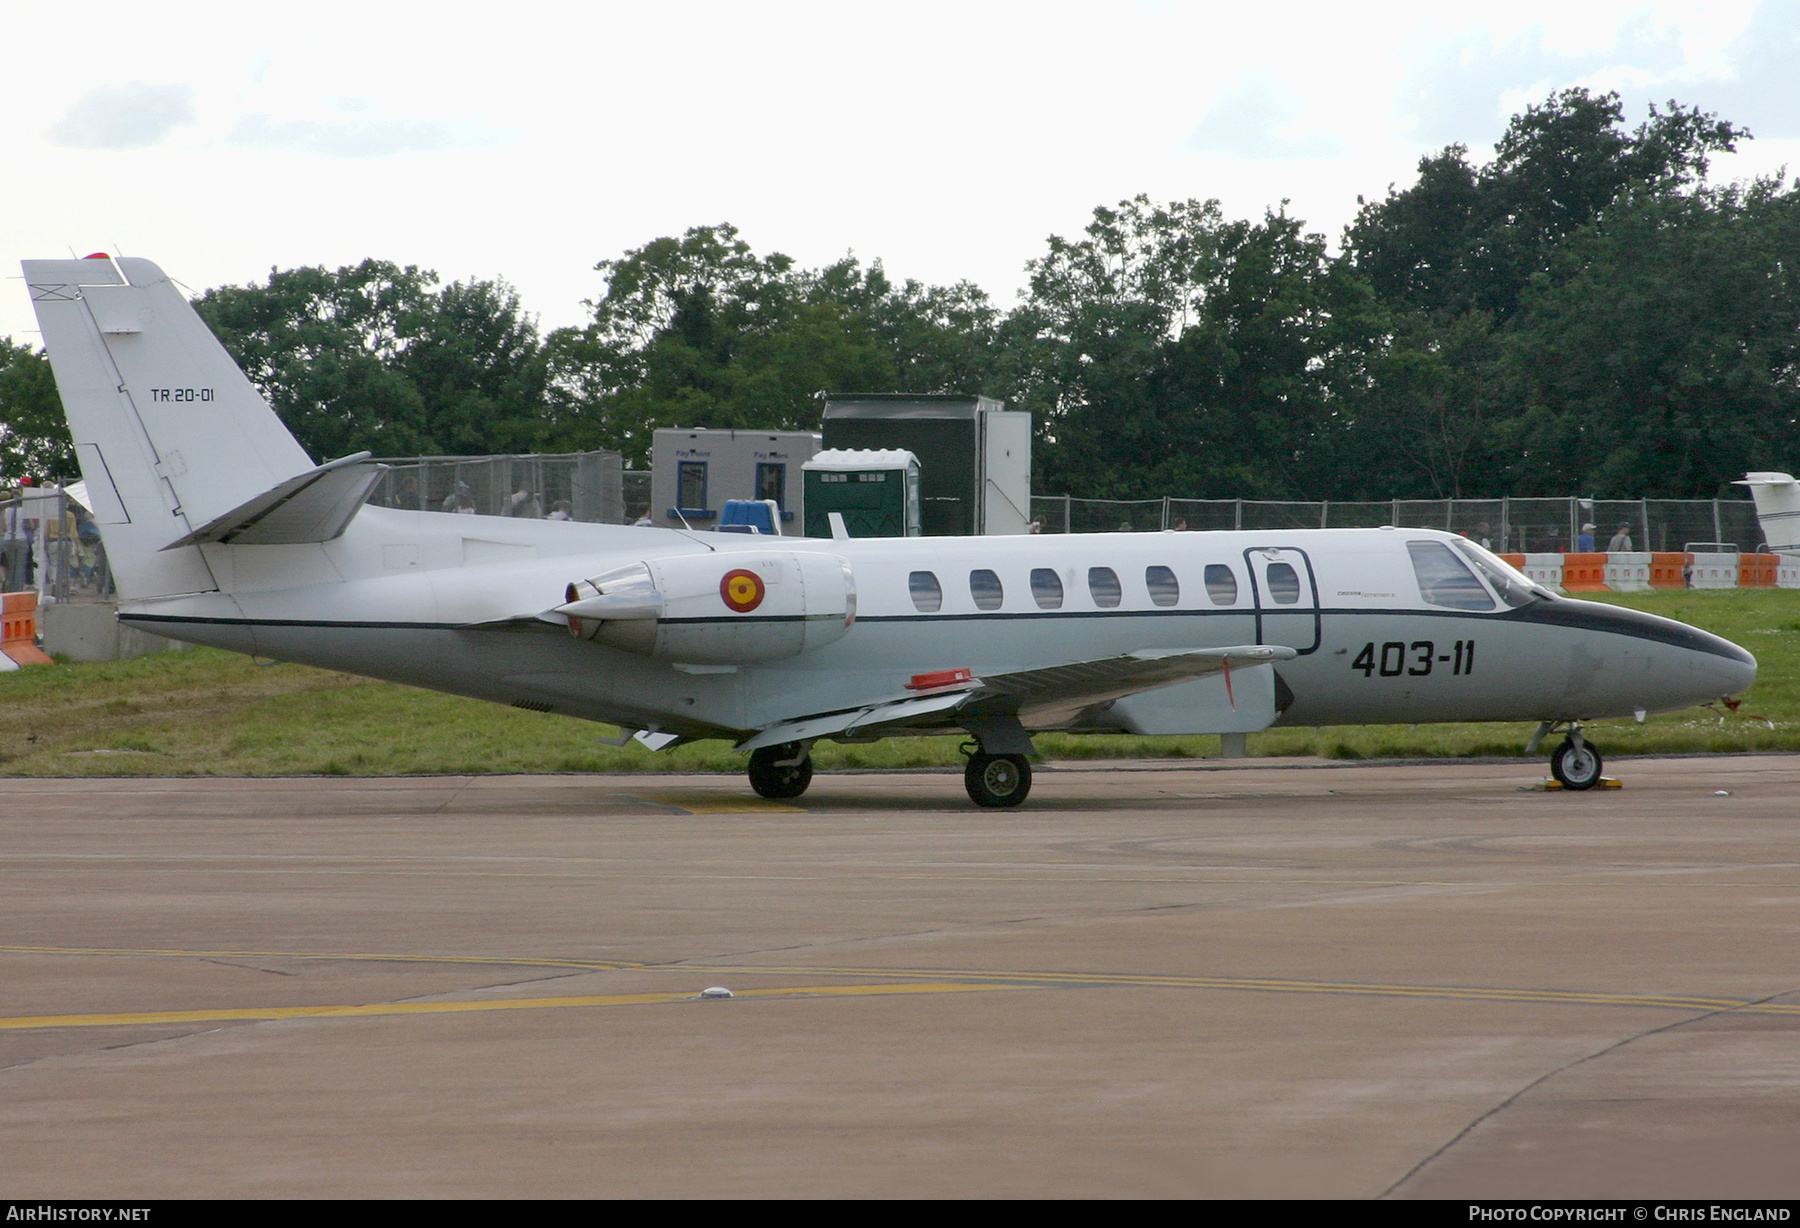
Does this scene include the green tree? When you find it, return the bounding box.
[543,224,1000,466]
[0,339,75,482]
[1341,309,1506,499]
[1001,196,1380,499]
[1499,177,1800,497]
[196,261,547,460]
[1348,89,1746,321]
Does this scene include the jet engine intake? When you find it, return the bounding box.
[559,552,855,665]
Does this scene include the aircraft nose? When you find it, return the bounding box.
[1708,638,1758,696]
[1591,600,1756,699]
[1523,598,1757,709]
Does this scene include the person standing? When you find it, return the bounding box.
[1606,523,1634,552]
[2,480,37,592]
[1577,522,1596,552]
[506,482,542,519]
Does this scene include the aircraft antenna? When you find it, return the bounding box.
[666,506,716,550]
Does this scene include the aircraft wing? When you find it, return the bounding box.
[738,644,1294,751]
[737,691,972,752]
[976,644,1295,726]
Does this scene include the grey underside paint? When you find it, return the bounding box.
[121,593,1752,740]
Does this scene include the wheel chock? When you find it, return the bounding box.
[1520,776,1623,791]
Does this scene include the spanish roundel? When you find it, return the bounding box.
[720,568,765,613]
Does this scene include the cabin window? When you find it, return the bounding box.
[1146,565,1179,607]
[1087,566,1122,608]
[1030,568,1064,609]
[1407,541,1496,611]
[1265,561,1302,604]
[1204,564,1238,606]
[970,569,1004,611]
[909,570,942,613]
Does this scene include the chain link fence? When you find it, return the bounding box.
[370,450,625,523]
[8,482,1771,609]
[1029,494,1764,552]
[3,489,112,604]
[6,451,628,606]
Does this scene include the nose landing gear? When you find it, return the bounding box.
[1550,733,1603,790]
[1529,721,1605,791]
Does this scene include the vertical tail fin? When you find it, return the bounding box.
[23,256,321,599]
[1736,472,1800,554]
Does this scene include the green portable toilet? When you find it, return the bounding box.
[802,449,921,538]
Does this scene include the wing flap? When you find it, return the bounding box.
[978,644,1294,725]
[737,690,971,751]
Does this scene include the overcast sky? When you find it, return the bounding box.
[6,1,1798,345]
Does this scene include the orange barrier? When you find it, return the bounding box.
[2,591,53,667]
[1649,553,1687,589]
[1560,552,1608,591]
[1498,553,1526,571]
[1739,553,1779,588]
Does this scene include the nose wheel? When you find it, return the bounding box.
[748,742,813,799]
[964,751,1032,807]
[1550,734,1603,790]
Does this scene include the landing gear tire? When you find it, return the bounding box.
[748,743,813,799]
[964,753,1032,808]
[1550,737,1603,790]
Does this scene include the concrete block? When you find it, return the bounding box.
[41,602,187,662]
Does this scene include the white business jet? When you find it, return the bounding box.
[23,256,1757,806]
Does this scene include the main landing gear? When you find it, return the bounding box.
[963,745,1033,808]
[745,738,1036,807]
[1529,721,1604,790]
[747,741,813,799]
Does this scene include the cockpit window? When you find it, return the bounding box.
[909,570,942,613]
[1452,540,1546,608]
[1407,541,1497,611]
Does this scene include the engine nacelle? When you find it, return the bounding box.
[562,551,856,665]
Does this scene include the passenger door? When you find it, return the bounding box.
[1244,547,1320,655]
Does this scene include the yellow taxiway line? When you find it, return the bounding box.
[2,944,1794,1030]
[0,982,1008,1031]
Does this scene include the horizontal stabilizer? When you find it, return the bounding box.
[163,453,385,549]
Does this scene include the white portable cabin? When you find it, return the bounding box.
[649,428,819,531]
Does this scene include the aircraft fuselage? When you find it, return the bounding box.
[123,511,1755,742]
